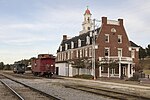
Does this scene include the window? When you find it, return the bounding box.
[80,49,82,58]
[78,39,81,47]
[105,34,109,43]
[101,67,104,71]
[85,48,88,57]
[86,36,90,45]
[64,52,66,60]
[68,51,70,60]
[89,48,92,57]
[111,28,116,33]
[88,27,90,30]
[76,50,78,58]
[104,48,110,57]
[71,51,73,59]
[118,35,122,43]
[71,41,74,49]
[118,48,122,57]
[131,50,135,58]
[87,17,90,22]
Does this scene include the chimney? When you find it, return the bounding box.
[118,19,123,26]
[102,17,107,25]
[63,35,67,41]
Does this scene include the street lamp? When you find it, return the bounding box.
[90,18,100,80]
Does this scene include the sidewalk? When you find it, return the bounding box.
[60,76,150,89]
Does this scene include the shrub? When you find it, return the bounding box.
[73,74,93,79]
[128,72,140,81]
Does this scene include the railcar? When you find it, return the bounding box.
[13,63,26,74]
[31,54,55,77]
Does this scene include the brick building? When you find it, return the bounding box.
[56,8,139,78]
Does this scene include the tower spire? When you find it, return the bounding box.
[80,7,92,35]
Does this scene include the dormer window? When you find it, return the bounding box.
[118,35,122,43]
[71,41,74,49]
[60,46,62,51]
[78,39,81,47]
[86,36,90,45]
[65,44,68,50]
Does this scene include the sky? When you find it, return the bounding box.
[0,0,150,64]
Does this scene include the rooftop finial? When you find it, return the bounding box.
[87,6,89,9]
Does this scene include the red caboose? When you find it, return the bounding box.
[31,54,55,77]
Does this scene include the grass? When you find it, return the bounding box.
[143,70,150,75]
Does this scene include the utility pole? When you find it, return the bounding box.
[92,19,96,80]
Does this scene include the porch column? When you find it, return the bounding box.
[128,64,130,78]
[99,66,102,77]
[131,66,134,77]
[108,67,110,77]
[119,63,121,78]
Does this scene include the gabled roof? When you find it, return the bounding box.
[129,41,140,47]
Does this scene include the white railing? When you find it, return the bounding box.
[99,56,132,63]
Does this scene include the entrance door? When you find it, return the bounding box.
[56,67,59,75]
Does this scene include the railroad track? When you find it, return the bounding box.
[0,74,60,100]
[64,85,150,100]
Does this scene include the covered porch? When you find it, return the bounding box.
[99,56,135,78]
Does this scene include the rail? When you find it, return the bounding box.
[65,85,150,100]
[0,74,61,100]
[0,79,24,100]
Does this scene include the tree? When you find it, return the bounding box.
[146,44,150,57]
[139,46,147,60]
[72,58,86,75]
[0,62,4,70]
[3,64,11,70]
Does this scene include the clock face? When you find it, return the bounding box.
[111,28,116,32]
